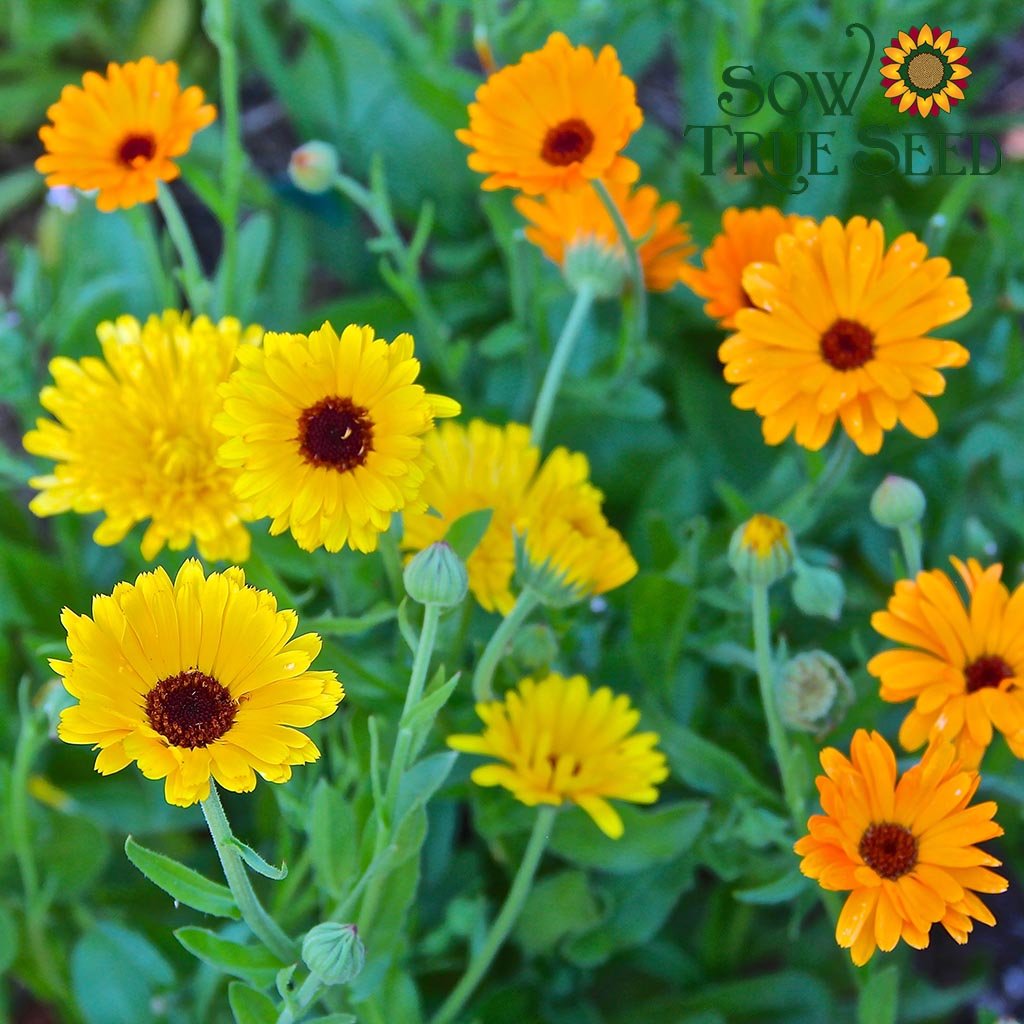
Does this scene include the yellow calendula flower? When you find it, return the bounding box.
[678,207,804,328]
[518,447,637,605]
[514,179,694,293]
[24,311,260,563]
[215,322,461,554]
[728,513,795,587]
[401,420,539,614]
[881,25,971,118]
[868,557,1024,768]
[36,58,216,212]
[54,561,343,807]
[719,215,971,454]
[448,672,668,839]
[795,730,1006,966]
[456,31,642,194]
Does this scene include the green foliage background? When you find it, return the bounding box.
[2,1,1024,1022]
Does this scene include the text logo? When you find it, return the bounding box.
[880,25,971,117]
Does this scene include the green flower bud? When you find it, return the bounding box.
[563,237,628,299]
[301,922,365,986]
[288,141,340,195]
[869,475,926,529]
[514,533,583,608]
[791,561,845,621]
[403,541,468,607]
[728,514,795,588]
[510,623,558,673]
[777,650,854,736]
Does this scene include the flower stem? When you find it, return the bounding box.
[357,602,442,935]
[592,178,646,347]
[201,784,297,963]
[750,584,804,825]
[898,523,923,577]
[472,589,539,702]
[275,973,324,1024]
[156,184,209,314]
[430,806,556,1024]
[204,0,244,317]
[529,284,595,449]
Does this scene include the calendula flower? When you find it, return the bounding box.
[795,730,1006,965]
[402,421,539,614]
[728,513,795,587]
[54,561,343,807]
[514,180,694,293]
[881,26,971,118]
[868,557,1024,768]
[518,448,637,605]
[678,207,804,328]
[449,672,668,838]
[36,58,215,212]
[24,311,259,562]
[456,32,642,194]
[719,216,971,454]
[215,322,460,554]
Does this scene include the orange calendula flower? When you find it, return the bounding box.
[448,672,668,839]
[868,557,1024,768]
[881,25,971,118]
[679,207,804,328]
[514,180,694,293]
[795,730,1006,966]
[36,58,216,212]
[719,215,971,454]
[456,32,642,194]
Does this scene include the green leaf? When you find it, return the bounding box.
[305,1017,358,1024]
[551,801,708,875]
[125,836,240,919]
[303,603,397,636]
[228,837,288,880]
[444,508,493,561]
[394,751,457,829]
[514,871,603,956]
[0,904,19,974]
[858,965,898,1024]
[175,927,285,986]
[402,670,459,732]
[228,981,279,1024]
[734,868,809,905]
[309,779,358,898]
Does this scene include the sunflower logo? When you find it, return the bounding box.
[880,25,971,117]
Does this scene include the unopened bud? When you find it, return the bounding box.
[510,623,558,672]
[870,475,926,530]
[791,561,845,621]
[288,141,340,195]
[302,922,365,986]
[778,651,854,736]
[728,514,794,587]
[563,237,628,299]
[403,542,469,607]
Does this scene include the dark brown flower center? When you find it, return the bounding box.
[298,395,374,471]
[118,133,157,168]
[907,52,945,90]
[859,822,918,880]
[541,118,595,167]
[146,669,236,748]
[819,318,875,371]
[964,654,1014,693]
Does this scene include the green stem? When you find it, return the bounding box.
[472,589,539,702]
[592,179,646,347]
[156,184,209,314]
[750,584,804,825]
[898,523,923,577]
[430,806,556,1024]
[275,973,323,1024]
[357,602,442,935]
[529,284,595,449]
[204,0,244,316]
[127,206,176,309]
[201,784,297,963]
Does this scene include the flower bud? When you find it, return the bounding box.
[563,237,628,299]
[302,922,365,986]
[791,561,845,621]
[870,475,926,530]
[728,514,794,588]
[403,541,469,607]
[778,650,854,736]
[288,141,340,195]
[510,623,558,673]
